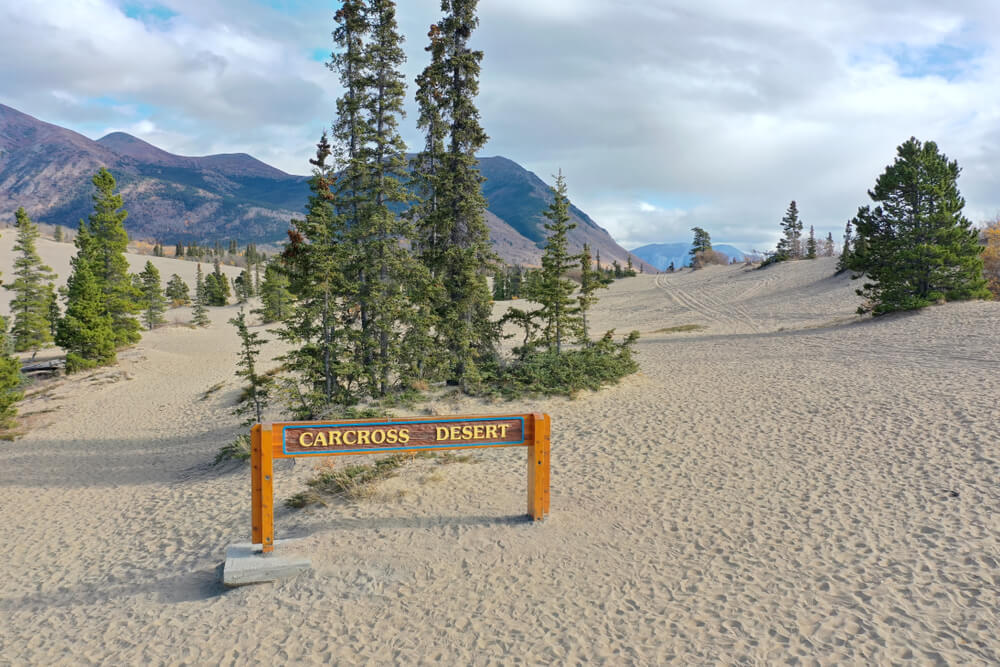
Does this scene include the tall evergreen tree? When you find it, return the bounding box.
[776,200,803,260]
[411,0,498,387]
[56,227,117,373]
[280,132,353,412]
[45,284,59,339]
[836,219,853,273]
[690,227,712,259]
[806,225,817,259]
[577,243,607,344]
[823,232,835,257]
[192,264,210,327]
[256,262,294,324]
[204,258,231,306]
[851,137,990,314]
[175,242,184,258]
[84,168,141,346]
[53,225,64,242]
[523,171,580,353]
[6,208,57,354]
[138,261,167,330]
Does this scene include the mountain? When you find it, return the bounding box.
[0,103,651,270]
[631,242,750,271]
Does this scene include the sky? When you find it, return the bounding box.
[2,0,998,251]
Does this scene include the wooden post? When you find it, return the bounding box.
[528,413,550,520]
[251,424,262,545]
[260,425,274,553]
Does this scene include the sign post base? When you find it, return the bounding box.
[222,539,311,587]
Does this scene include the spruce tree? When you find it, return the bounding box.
[84,168,141,346]
[56,230,116,373]
[46,284,59,339]
[165,274,190,305]
[204,259,231,306]
[256,262,294,324]
[690,227,712,259]
[6,208,57,354]
[806,225,817,259]
[234,269,252,304]
[411,0,498,387]
[175,242,184,258]
[230,308,272,425]
[776,200,804,260]
[138,261,167,330]
[523,171,580,354]
[0,322,22,431]
[836,219,853,273]
[851,137,990,315]
[192,263,210,327]
[577,243,607,344]
[53,225,64,242]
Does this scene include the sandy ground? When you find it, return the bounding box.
[1,243,998,664]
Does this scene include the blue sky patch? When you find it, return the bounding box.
[309,47,330,63]
[885,42,981,81]
[122,2,178,25]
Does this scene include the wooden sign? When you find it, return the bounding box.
[250,414,550,553]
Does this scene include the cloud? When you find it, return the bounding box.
[1,0,999,250]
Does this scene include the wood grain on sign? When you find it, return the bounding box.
[281,417,525,456]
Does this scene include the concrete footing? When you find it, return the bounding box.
[222,539,311,587]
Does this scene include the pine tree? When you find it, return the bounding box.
[806,225,817,259]
[6,208,57,354]
[0,322,22,431]
[204,259,231,306]
[56,229,117,373]
[175,242,184,258]
[233,269,252,304]
[53,225,64,242]
[165,274,190,306]
[411,0,498,387]
[230,308,271,425]
[851,137,990,314]
[836,219,853,273]
[138,261,167,330]
[523,171,580,354]
[256,262,293,324]
[668,261,675,273]
[577,243,607,344]
[775,200,804,260]
[192,264,210,327]
[690,227,712,259]
[84,168,141,346]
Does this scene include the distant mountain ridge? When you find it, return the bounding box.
[0,102,651,270]
[631,242,750,270]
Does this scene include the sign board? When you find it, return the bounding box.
[250,413,550,553]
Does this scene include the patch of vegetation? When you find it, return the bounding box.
[652,324,706,334]
[200,381,225,401]
[485,330,640,398]
[286,454,411,507]
[214,433,252,464]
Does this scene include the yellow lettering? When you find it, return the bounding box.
[461,425,473,439]
[299,432,314,447]
[436,427,448,441]
[486,425,498,438]
[473,425,485,439]
[358,430,370,445]
[314,432,327,447]
[330,431,341,445]
[399,429,410,444]
[450,426,461,440]
[343,431,356,445]
[499,424,509,438]
[386,429,398,444]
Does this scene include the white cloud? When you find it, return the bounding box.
[1,0,998,249]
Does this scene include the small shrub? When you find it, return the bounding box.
[287,454,410,506]
[214,433,252,464]
[691,250,729,269]
[652,324,706,334]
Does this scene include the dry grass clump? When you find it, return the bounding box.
[691,249,729,269]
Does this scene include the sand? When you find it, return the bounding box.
[1,239,998,664]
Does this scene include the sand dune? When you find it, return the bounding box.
[1,244,998,663]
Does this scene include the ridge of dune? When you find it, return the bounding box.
[1,237,998,663]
